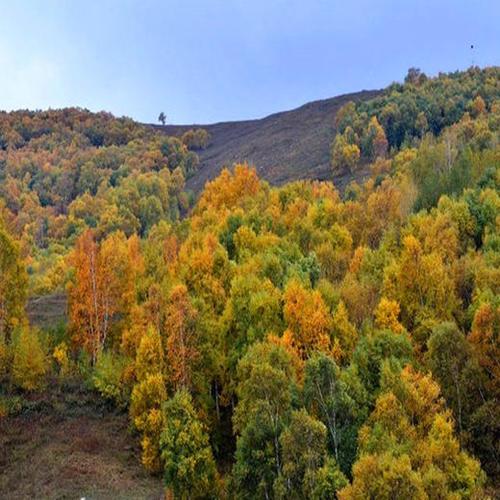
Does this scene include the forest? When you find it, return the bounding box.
[0,66,499,498]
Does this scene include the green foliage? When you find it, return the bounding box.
[233,341,297,498]
[304,353,367,474]
[277,409,330,498]
[160,390,217,499]
[92,351,128,406]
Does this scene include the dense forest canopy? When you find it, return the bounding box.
[0,108,199,293]
[0,66,499,498]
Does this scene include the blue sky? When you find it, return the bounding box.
[0,0,498,124]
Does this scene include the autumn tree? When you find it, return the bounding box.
[11,327,46,391]
[339,366,484,499]
[331,134,360,174]
[223,273,283,372]
[331,301,357,363]
[383,235,458,330]
[69,230,134,364]
[362,116,388,160]
[468,301,499,389]
[283,279,331,357]
[164,284,198,391]
[374,297,404,334]
[0,222,27,342]
[130,326,166,472]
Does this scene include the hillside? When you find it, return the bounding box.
[157,89,381,191]
[1,67,499,498]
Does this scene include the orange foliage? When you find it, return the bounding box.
[283,280,331,357]
[165,284,199,390]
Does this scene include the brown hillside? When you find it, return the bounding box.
[155,89,382,192]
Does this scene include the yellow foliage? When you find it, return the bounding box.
[53,342,71,376]
[374,297,404,333]
[11,327,46,391]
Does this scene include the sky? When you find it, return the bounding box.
[0,1,498,124]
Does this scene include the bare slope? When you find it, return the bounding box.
[157,89,381,192]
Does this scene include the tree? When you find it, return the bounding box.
[160,390,217,499]
[310,457,348,500]
[362,116,388,160]
[130,373,167,472]
[304,353,367,474]
[11,327,46,391]
[233,340,297,498]
[339,366,484,499]
[404,67,427,86]
[283,279,331,357]
[383,235,458,330]
[425,322,479,438]
[352,328,413,396]
[158,112,166,125]
[374,297,404,334]
[69,230,134,364]
[0,222,27,342]
[331,134,360,174]
[276,409,331,498]
[165,284,198,391]
[331,301,357,364]
[130,326,166,472]
[223,274,283,372]
[135,324,164,381]
[469,301,499,389]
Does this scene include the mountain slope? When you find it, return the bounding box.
[157,89,381,192]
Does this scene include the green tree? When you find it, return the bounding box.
[160,390,217,499]
[233,340,297,498]
[276,409,332,498]
[425,322,480,438]
[304,353,367,474]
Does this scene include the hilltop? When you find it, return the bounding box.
[156,89,381,191]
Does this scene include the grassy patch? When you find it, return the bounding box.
[0,384,163,499]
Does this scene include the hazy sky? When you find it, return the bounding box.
[0,1,498,124]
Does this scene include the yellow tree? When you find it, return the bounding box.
[374,297,404,334]
[165,284,199,391]
[383,235,458,330]
[331,301,357,364]
[0,221,27,342]
[339,366,484,499]
[11,327,46,391]
[130,326,166,472]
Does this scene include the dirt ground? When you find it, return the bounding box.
[0,387,163,500]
